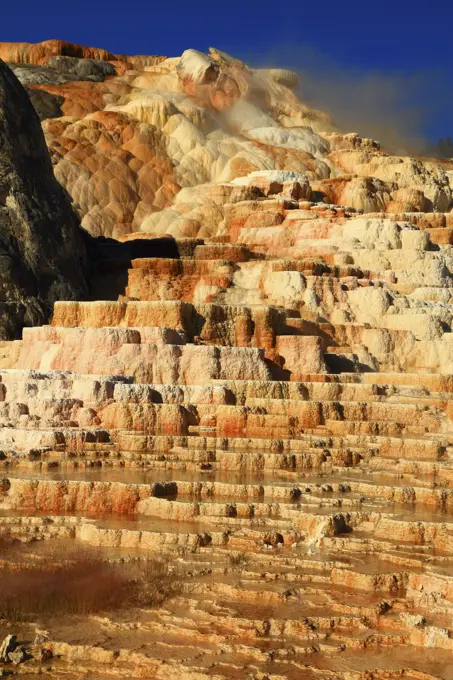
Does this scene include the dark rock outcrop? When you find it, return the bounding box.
[10,57,116,87]
[0,59,88,339]
[26,88,64,120]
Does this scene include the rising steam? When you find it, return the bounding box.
[241,43,451,157]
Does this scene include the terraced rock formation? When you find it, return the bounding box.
[0,39,453,679]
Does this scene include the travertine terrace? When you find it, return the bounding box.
[1,39,453,679]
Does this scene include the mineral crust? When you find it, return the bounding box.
[0,39,453,680]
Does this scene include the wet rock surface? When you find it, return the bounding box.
[0,635,17,663]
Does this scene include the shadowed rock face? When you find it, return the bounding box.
[0,59,88,338]
[26,87,64,120]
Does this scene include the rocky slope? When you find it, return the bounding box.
[0,58,88,340]
[0,39,453,680]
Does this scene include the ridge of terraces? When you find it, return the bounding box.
[1,178,453,679]
[1,39,453,679]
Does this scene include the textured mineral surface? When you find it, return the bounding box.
[0,38,453,680]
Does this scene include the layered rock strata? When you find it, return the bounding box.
[0,40,453,680]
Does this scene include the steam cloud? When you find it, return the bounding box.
[241,44,451,156]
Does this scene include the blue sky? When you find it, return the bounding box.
[2,0,452,143]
